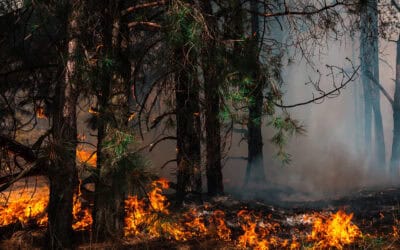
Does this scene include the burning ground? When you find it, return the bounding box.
[1,177,400,249]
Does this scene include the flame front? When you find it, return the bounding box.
[1,178,365,249]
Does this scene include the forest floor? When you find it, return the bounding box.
[2,183,400,249]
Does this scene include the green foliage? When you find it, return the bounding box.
[165,0,205,52]
[98,128,149,183]
[269,115,305,165]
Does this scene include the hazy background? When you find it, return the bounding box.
[148,34,397,202]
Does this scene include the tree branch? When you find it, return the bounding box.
[122,1,167,16]
[0,135,36,162]
[274,65,360,108]
[258,1,355,18]
[149,136,177,152]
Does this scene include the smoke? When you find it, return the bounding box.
[223,33,398,202]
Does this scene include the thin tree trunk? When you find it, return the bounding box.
[175,49,201,202]
[47,1,80,248]
[200,1,223,196]
[93,0,127,240]
[360,0,385,166]
[244,0,266,186]
[390,36,400,178]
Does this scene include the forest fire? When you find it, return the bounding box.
[2,178,400,249]
[122,179,363,249]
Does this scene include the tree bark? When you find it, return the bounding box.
[47,1,80,248]
[390,36,400,178]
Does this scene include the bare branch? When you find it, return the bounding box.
[122,1,167,16]
[258,1,355,18]
[149,136,177,152]
[0,135,36,162]
[274,65,360,108]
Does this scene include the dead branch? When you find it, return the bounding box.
[0,162,41,192]
[150,111,176,129]
[128,21,161,30]
[149,136,177,152]
[0,135,36,162]
[160,159,177,169]
[274,65,360,108]
[122,1,167,16]
[258,1,356,18]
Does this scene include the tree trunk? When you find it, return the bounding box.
[47,1,80,248]
[360,0,385,166]
[200,1,224,196]
[244,0,266,186]
[175,48,201,202]
[390,36,400,178]
[93,0,127,240]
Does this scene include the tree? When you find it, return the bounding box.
[360,0,386,166]
[200,1,224,196]
[168,2,202,202]
[388,0,400,177]
[243,0,267,186]
[47,0,81,248]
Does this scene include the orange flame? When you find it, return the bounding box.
[0,184,92,231]
[308,210,361,249]
[36,107,46,119]
[212,210,231,241]
[1,178,365,249]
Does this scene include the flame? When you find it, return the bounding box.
[1,178,366,249]
[308,210,361,249]
[148,178,169,213]
[36,107,46,119]
[0,186,48,227]
[212,210,231,241]
[0,184,92,231]
[237,210,281,250]
[123,179,302,247]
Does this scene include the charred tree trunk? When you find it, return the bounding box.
[200,1,223,196]
[244,0,266,186]
[47,1,80,248]
[175,49,201,202]
[390,36,400,178]
[360,0,385,166]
